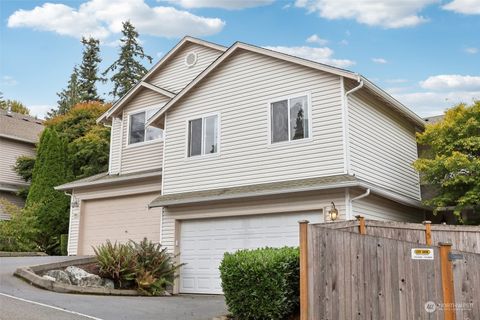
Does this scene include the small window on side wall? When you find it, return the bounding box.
[270,94,310,143]
[128,108,163,145]
[188,115,218,157]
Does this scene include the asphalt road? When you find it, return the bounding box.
[0,256,227,320]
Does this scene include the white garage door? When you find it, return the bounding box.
[78,193,161,255]
[179,211,323,294]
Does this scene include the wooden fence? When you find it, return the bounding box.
[299,219,480,320]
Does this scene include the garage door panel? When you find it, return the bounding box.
[78,193,161,255]
[179,211,322,294]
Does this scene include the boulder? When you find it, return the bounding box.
[45,270,72,285]
[42,275,56,282]
[65,266,103,287]
[102,278,115,289]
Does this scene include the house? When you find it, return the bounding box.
[56,37,428,294]
[0,109,44,220]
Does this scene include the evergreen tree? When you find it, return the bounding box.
[49,66,81,117]
[103,21,152,99]
[79,37,104,102]
[26,128,71,253]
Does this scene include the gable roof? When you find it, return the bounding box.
[97,36,227,123]
[0,109,44,143]
[146,41,425,128]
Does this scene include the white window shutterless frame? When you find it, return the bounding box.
[269,93,312,144]
[187,114,219,157]
[127,107,163,145]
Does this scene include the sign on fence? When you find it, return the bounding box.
[411,248,434,260]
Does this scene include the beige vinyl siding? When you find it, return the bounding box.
[67,191,80,255]
[350,190,424,222]
[67,177,162,255]
[163,49,345,194]
[108,117,122,174]
[347,80,421,200]
[0,191,25,220]
[148,42,223,93]
[120,88,168,174]
[162,189,346,254]
[0,138,35,185]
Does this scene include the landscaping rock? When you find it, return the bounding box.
[42,275,56,282]
[102,278,115,289]
[65,266,103,287]
[45,270,72,285]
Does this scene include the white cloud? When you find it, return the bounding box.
[339,39,349,45]
[163,0,274,9]
[306,34,328,45]
[372,57,387,64]
[29,105,53,120]
[263,45,355,68]
[443,0,480,14]
[465,47,478,54]
[7,0,225,40]
[392,91,480,116]
[294,0,436,28]
[1,76,18,86]
[420,75,480,91]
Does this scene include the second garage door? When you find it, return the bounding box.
[78,192,161,255]
[179,211,323,294]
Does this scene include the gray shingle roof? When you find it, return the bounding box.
[0,110,44,143]
[149,174,359,207]
[55,169,162,191]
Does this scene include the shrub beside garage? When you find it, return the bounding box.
[219,247,300,320]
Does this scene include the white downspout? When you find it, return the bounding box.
[342,75,364,175]
[348,188,370,219]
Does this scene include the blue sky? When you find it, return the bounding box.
[1,0,479,119]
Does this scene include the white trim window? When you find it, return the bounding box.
[270,94,311,143]
[188,114,219,157]
[128,108,163,145]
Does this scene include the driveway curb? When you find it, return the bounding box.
[14,256,140,296]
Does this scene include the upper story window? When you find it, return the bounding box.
[188,114,219,157]
[129,108,163,145]
[270,94,310,143]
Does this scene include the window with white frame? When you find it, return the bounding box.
[188,115,218,157]
[270,95,310,143]
[128,108,163,145]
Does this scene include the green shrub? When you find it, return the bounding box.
[0,200,40,252]
[93,240,136,288]
[93,238,181,294]
[130,238,182,295]
[219,247,300,320]
[60,234,68,256]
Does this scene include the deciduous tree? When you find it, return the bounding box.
[414,101,480,217]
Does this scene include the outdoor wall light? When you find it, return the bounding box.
[328,202,339,221]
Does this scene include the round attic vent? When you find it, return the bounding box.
[185,51,198,67]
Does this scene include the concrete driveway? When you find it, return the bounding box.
[0,256,227,320]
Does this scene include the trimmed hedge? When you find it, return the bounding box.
[219,247,300,320]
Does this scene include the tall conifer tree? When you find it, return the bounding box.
[49,66,81,117]
[103,21,152,99]
[79,37,104,102]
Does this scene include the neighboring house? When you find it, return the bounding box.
[0,109,44,220]
[56,37,429,294]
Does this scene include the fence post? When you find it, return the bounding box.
[355,215,366,235]
[439,243,455,320]
[299,220,309,320]
[423,220,432,246]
